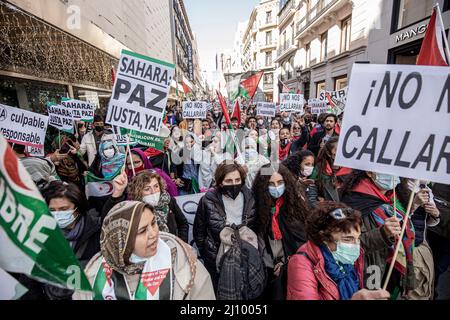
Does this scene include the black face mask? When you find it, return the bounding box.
[220,183,242,200]
[95,126,104,133]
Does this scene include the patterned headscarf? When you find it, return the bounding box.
[100,201,147,275]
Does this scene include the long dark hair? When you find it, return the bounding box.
[252,164,310,236]
[340,169,368,198]
[282,150,315,177]
[316,136,339,195]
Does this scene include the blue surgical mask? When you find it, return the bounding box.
[268,184,285,199]
[51,209,77,229]
[245,149,258,161]
[373,173,400,191]
[332,242,360,265]
[129,253,148,264]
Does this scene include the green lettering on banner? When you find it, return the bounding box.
[0,168,91,291]
[119,128,164,151]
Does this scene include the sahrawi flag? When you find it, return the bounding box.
[417,4,450,66]
[0,135,92,297]
[85,171,116,198]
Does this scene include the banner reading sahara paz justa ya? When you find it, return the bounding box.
[334,64,450,185]
[106,50,175,136]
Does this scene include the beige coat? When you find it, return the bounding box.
[73,232,216,300]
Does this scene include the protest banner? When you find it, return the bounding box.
[319,87,347,115]
[117,127,165,151]
[0,135,92,293]
[308,98,329,114]
[0,104,48,148]
[175,193,205,248]
[47,102,74,133]
[279,93,305,113]
[334,64,450,185]
[256,102,276,117]
[27,145,45,157]
[0,268,28,299]
[61,98,95,122]
[182,101,208,119]
[106,50,175,136]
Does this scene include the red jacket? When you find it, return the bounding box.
[287,241,364,300]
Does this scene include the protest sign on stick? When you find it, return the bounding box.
[47,102,74,133]
[256,102,276,117]
[0,104,48,148]
[279,94,304,113]
[334,63,450,185]
[106,50,175,136]
[182,101,208,119]
[61,98,95,122]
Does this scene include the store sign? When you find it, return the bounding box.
[395,23,428,43]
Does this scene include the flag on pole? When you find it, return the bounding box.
[217,90,232,127]
[240,71,264,99]
[417,4,450,66]
[85,172,116,198]
[0,135,92,294]
[231,100,241,126]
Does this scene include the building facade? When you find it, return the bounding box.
[367,0,450,65]
[0,0,203,115]
[241,0,279,102]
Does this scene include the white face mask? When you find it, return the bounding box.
[103,148,115,159]
[302,165,314,177]
[51,209,77,229]
[129,253,148,264]
[143,192,160,207]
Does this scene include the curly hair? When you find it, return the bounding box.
[252,164,310,236]
[306,201,362,245]
[128,170,167,201]
[282,150,315,177]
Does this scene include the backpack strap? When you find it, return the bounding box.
[295,251,312,262]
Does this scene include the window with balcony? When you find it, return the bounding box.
[305,43,311,68]
[264,73,273,84]
[320,32,328,61]
[291,23,295,45]
[341,16,351,53]
[266,11,272,24]
[266,31,272,45]
[266,52,273,66]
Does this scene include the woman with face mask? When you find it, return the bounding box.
[17,181,102,300]
[193,161,256,288]
[252,164,309,299]
[283,150,318,208]
[235,137,270,189]
[73,201,215,300]
[287,202,390,300]
[310,136,352,202]
[340,170,416,299]
[88,139,125,180]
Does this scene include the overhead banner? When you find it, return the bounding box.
[0,104,48,148]
[182,101,208,119]
[61,98,95,122]
[334,64,450,185]
[106,50,175,136]
[175,193,206,248]
[256,102,276,117]
[279,94,305,113]
[47,103,74,133]
[0,135,92,293]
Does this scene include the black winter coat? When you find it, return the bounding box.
[193,187,256,274]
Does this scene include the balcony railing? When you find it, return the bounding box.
[259,18,276,29]
[264,82,274,91]
[276,43,297,60]
[296,0,339,37]
[259,41,277,49]
[278,0,296,25]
